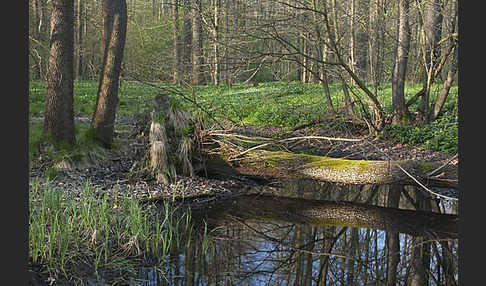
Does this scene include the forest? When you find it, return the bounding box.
[28,0,458,285]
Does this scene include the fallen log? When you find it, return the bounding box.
[231,150,458,188]
[208,194,458,239]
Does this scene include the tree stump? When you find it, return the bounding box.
[149,94,195,184]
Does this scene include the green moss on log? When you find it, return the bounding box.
[417,161,437,173]
[259,151,370,172]
[309,157,370,172]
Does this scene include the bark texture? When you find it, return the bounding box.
[43,0,76,145]
[91,0,127,148]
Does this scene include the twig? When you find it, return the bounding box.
[125,73,230,129]
[426,153,458,177]
[243,56,268,84]
[232,135,362,158]
[209,132,274,142]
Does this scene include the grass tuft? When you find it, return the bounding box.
[29,180,200,283]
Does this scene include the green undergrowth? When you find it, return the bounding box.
[384,112,458,154]
[29,80,458,154]
[28,121,110,167]
[190,81,457,129]
[29,80,159,118]
[29,179,203,284]
[30,80,457,129]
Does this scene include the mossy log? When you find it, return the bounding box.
[231,150,457,188]
[208,194,458,239]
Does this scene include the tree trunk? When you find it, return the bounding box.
[31,0,42,80]
[301,34,308,83]
[355,0,369,82]
[224,0,231,86]
[211,0,220,85]
[321,69,334,113]
[192,0,204,85]
[76,0,84,80]
[430,55,456,122]
[43,0,76,145]
[33,0,49,80]
[91,0,127,148]
[349,0,356,78]
[350,0,369,83]
[340,76,355,116]
[368,0,385,92]
[417,0,443,123]
[391,0,411,124]
[172,0,182,84]
[430,39,457,122]
[320,40,335,113]
[182,0,192,82]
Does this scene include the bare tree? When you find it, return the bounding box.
[91,0,127,148]
[391,0,411,123]
[172,0,182,84]
[192,0,204,85]
[350,0,369,82]
[182,0,192,82]
[30,0,50,80]
[416,0,444,123]
[207,0,222,84]
[76,0,85,80]
[429,0,458,122]
[43,0,76,145]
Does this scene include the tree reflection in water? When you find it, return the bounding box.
[138,180,458,286]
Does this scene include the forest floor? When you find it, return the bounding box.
[29,114,459,204]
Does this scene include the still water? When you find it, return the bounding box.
[124,180,458,285]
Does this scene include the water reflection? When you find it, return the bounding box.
[135,180,458,286]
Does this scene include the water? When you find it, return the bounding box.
[135,179,458,285]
